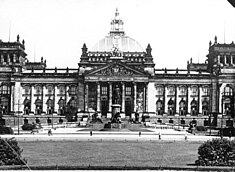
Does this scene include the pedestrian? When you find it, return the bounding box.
[90,130,92,136]
[229,130,232,140]
[185,132,188,141]
[139,131,141,137]
[48,129,52,136]
[159,131,161,140]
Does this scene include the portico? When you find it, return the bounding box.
[84,71,149,118]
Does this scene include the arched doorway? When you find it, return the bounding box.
[23,99,31,115]
[156,99,163,115]
[168,98,175,116]
[222,86,234,117]
[46,99,54,114]
[0,97,9,115]
[202,99,209,116]
[179,99,186,116]
[191,98,198,116]
[58,98,65,115]
[35,99,42,115]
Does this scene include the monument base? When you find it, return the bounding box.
[111,104,121,118]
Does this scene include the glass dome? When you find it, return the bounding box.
[91,35,144,52]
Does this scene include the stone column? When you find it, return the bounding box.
[13,82,23,114]
[231,55,234,66]
[224,55,227,65]
[10,85,15,112]
[198,86,202,114]
[97,82,100,112]
[133,82,137,112]
[1,54,4,64]
[65,85,70,104]
[145,83,148,112]
[109,82,112,112]
[31,85,35,114]
[7,54,10,64]
[187,86,191,114]
[175,86,179,114]
[54,85,59,113]
[164,85,168,113]
[84,83,88,111]
[42,85,47,114]
[13,54,16,63]
[121,82,125,112]
[219,86,223,114]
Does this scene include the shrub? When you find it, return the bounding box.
[22,123,36,131]
[195,138,235,166]
[195,126,207,132]
[0,137,27,165]
[0,126,14,134]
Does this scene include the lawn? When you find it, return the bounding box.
[19,140,201,167]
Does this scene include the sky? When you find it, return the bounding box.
[0,0,234,69]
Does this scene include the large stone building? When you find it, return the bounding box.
[0,9,234,127]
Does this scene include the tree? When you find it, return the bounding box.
[195,138,235,166]
[0,137,27,165]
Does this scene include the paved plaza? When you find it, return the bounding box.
[0,125,223,142]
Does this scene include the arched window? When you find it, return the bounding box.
[0,85,10,95]
[222,86,234,117]
[168,98,175,116]
[156,99,163,115]
[223,86,233,96]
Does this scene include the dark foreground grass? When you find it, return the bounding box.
[19,140,201,167]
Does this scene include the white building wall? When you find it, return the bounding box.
[13,82,23,114]
[147,82,156,113]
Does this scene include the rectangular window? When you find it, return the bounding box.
[156,87,163,96]
[69,86,76,95]
[191,87,198,96]
[168,87,175,96]
[125,87,131,95]
[202,87,209,96]
[101,86,107,95]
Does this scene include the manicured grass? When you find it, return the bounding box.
[19,140,201,167]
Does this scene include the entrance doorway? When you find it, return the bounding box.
[125,97,132,117]
[101,97,108,117]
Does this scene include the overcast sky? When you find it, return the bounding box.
[0,0,234,69]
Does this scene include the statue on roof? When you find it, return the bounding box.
[111,45,122,57]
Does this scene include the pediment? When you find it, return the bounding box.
[85,62,146,76]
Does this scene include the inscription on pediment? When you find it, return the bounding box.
[95,64,134,76]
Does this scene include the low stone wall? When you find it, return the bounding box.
[3,115,68,127]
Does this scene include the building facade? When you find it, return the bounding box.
[0,9,235,127]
